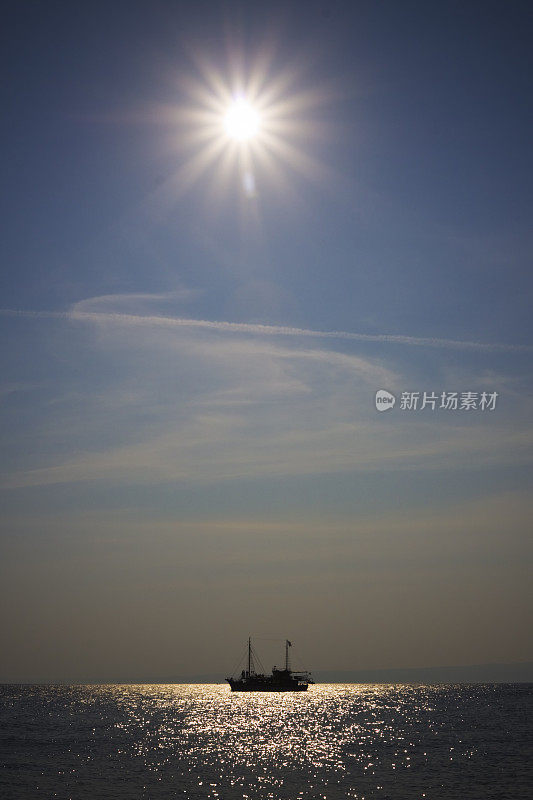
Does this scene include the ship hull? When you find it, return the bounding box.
[226,639,313,692]
[228,681,309,692]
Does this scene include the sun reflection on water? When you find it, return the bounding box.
[105,683,485,799]
[2,683,530,800]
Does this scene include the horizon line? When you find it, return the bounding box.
[3,660,532,685]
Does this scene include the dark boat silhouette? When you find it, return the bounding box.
[226,638,313,692]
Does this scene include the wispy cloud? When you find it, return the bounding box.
[1,294,531,492]
[2,407,532,491]
[1,302,531,352]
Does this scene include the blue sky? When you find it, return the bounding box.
[1,1,532,681]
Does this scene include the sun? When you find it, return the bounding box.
[160,40,334,204]
[224,99,260,142]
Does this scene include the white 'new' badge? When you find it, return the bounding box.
[375,389,396,411]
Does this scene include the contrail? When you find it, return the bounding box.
[1,307,531,353]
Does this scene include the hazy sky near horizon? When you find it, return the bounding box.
[1,1,532,681]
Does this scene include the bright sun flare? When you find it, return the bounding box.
[169,45,330,202]
[224,99,260,141]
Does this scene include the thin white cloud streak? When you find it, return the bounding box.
[1,306,531,353]
[74,290,198,308]
[1,300,531,491]
[0,309,68,321]
[187,337,396,388]
[2,421,532,490]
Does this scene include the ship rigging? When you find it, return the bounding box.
[226,637,313,692]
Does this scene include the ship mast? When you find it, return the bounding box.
[248,636,251,676]
[285,639,291,671]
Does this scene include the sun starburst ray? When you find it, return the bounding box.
[159,38,338,207]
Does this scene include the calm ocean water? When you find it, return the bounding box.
[1,683,531,799]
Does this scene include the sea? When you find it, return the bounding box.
[1,683,531,799]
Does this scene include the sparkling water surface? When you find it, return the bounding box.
[1,683,531,799]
